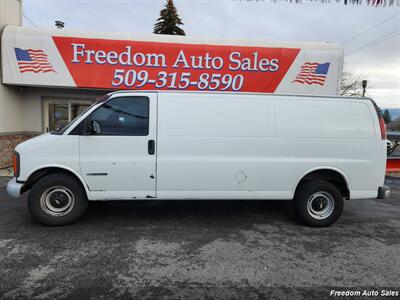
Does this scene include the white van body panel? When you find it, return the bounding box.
[17,133,80,182]
[14,91,386,201]
[15,133,91,197]
[156,93,384,200]
[78,93,158,199]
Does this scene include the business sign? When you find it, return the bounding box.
[2,26,343,95]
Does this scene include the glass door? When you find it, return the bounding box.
[48,101,69,132]
[70,102,92,121]
[44,100,93,132]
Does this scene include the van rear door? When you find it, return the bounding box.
[79,93,157,199]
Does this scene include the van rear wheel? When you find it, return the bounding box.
[294,180,343,227]
[28,173,88,226]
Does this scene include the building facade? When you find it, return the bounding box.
[0,1,104,168]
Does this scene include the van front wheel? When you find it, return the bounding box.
[28,173,88,226]
[294,180,343,227]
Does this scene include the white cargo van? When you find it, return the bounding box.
[7,91,389,226]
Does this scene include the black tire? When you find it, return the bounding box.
[28,173,88,226]
[294,180,343,227]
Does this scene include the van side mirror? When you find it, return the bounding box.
[83,119,101,135]
[92,120,101,134]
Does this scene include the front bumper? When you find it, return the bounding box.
[377,185,390,199]
[6,178,23,198]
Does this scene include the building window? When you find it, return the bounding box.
[45,100,93,132]
[48,102,69,132]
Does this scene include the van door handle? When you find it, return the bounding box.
[148,140,155,155]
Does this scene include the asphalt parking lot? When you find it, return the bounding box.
[0,176,399,299]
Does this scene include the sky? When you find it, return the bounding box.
[23,0,400,108]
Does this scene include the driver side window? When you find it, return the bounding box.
[86,96,149,136]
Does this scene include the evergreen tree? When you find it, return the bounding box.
[383,109,392,124]
[153,0,185,36]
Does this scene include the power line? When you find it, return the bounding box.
[22,13,38,28]
[345,30,400,55]
[346,33,400,56]
[341,12,400,45]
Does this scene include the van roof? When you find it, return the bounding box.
[107,90,369,102]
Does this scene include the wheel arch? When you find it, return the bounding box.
[21,165,89,197]
[294,167,351,199]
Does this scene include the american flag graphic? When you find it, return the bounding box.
[292,62,330,86]
[14,48,56,73]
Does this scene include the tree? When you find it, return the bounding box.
[154,0,185,36]
[340,71,365,97]
[383,109,392,123]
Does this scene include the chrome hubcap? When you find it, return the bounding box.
[307,192,335,220]
[40,186,75,217]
